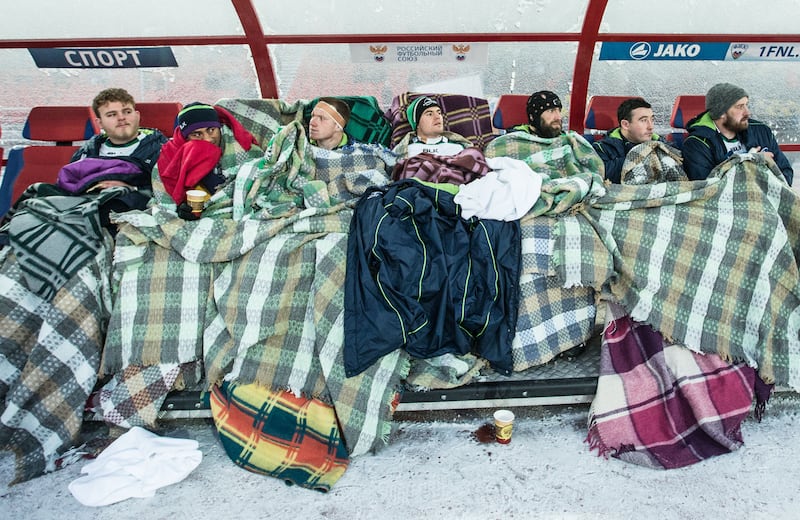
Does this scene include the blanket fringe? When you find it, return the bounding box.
[585,424,612,459]
[752,375,774,422]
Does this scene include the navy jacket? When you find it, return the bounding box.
[593,128,666,184]
[71,128,167,183]
[344,178,520,377]
[682,111,793,184]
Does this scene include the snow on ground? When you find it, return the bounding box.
[2,393,799,520]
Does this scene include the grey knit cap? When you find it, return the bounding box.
[706,83,748,119]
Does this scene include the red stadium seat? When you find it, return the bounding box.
[1,106,94,217]
[670,95,706,130]
[492,94,530,130]
[669,95,705,147]
[583,96,637,140]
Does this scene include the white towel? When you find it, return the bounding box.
[454,156,542,221]
[68,426,203,507]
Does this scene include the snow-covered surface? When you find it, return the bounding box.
[2,393,799,519]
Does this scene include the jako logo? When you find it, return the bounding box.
[629,42,652,60]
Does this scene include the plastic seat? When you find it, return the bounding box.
[669,95,705,148]
[492,94,530,130]
[583,96,637,141]
[1,106,94,217]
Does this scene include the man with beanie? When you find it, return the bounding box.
[156,101,262,217]
[683,83,793,184]
[394,95,471,157]
[178,102,222,146]
[519,90,565,139]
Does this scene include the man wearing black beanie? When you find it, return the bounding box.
[523,90,565,138]
[683,83,793,184]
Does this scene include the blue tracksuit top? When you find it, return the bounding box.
[344,178,520,377]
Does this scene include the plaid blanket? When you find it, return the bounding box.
[568,154,800,389]
[392,147,490,184]
[104,122,407,457]
[210,381,349,492]
[621,141,686,185]
[215,96,393,149]
[587,302,758,469]
[2,185,132,300]
[479,131,605,369]
[302,96,392,147]
[0,237,113,483]
[484,130,607,216]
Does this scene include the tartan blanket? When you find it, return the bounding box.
[587,302,758,469]
[216,96,393,149]
[209,381,349,492]
[2,184,133,300]
[392,147,490,184]
[104,123,407,457]
[301,96,392,147]
[0,236,114,484]
[484,130,607,216]
[566,154,800,390]
[479,131,605,369]
[621,141,686,185]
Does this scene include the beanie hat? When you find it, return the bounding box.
[706,83,748,119]
[526,91,562,132]
[406,96,441,131]
[178,102,221,139]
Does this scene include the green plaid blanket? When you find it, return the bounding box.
[105,123,406,456]
[484,130,607,216]
[563,154,800,389]
[482,131,605,369]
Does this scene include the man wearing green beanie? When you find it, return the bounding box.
[683,82,793,184]
[393,95,471,157]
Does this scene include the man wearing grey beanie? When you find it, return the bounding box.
[682,82,793,184]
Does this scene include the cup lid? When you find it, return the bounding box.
[493,409,514,422]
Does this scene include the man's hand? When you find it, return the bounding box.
[177,202,200,220]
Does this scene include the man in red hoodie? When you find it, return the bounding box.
[157,102,263,217]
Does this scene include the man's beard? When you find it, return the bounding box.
[537,120,563,138]
[722,117,749,134]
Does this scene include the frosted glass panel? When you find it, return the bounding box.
[3,1,242,39]
[601,0,800,33]
[0,47,259,152]
[254,0,589,34]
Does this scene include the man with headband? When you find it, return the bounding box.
[309,97,352,150]
[521,90,565,139]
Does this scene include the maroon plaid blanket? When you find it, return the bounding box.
[392,148,490,184]
[587,302,764,469]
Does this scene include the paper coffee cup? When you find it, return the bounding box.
[493,409,515,444]
[186,189,209,214]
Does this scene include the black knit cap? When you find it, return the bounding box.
[406,96,441,131]
[178,102,220,138]
[526,91,562,132]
